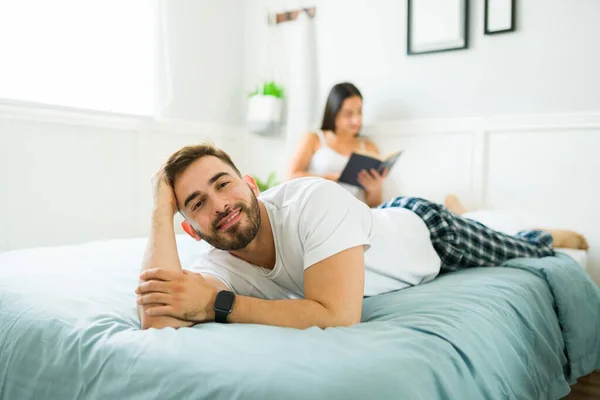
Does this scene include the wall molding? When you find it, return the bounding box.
[149,119,243,139]
[367,111,600,137]
[0,99,242,138]
[363,111,599,284]
[0,100,245,253]
[365,110,600,213]
[0,99,149,131]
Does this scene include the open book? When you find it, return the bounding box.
[338,150,403,188]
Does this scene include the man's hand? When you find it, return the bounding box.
[136,269,219,322]
[151,166,178,216]
[139,311,193,330]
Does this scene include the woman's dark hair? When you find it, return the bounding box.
[320,82,362,134]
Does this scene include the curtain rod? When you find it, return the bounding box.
[267,7,316,25]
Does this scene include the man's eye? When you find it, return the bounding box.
[218,182,229,189]
[193,200,204,210]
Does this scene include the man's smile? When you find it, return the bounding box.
[216,209,242,231]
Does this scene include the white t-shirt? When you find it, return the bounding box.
[191,178,441,298]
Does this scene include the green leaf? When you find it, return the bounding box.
[250,81,285,99]
[252,172,279,192]
[266,171,277,187]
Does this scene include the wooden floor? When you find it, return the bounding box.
[563,370,600,400]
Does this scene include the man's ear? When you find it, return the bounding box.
[181,220,202,241]
[243,174,260,196]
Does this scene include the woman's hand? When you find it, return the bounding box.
[358,168,387,193]
[358,168,388,207]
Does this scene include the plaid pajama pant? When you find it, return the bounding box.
[378,196,555,270]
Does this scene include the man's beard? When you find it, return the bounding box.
[195,193,261,251]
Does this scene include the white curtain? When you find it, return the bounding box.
[153,0,172,120]
[278,13,320,160]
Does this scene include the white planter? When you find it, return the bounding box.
[247,95,283,136]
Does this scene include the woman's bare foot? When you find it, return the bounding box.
[444,194,469,215]
[545,229,590,250]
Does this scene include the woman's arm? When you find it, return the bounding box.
[287,132,339,181]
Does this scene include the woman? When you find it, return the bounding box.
[287,82,387,207]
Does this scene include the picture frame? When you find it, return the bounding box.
[407,0,469,56]
[484,0,516,34]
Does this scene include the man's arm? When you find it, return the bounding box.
[137,245,365,329]
[138,169,192,330]
[228,245,365,328]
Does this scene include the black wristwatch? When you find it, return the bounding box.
[214,290,236,323]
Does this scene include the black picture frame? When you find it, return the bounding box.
[484,0,516,35]
[407,0,469,56]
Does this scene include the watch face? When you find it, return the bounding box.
[215,290,235,312]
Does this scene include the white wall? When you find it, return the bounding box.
[240,1,600,284]
[159,0,245,125]
[0,102,244,253]
[0,1,247,252]
[2,0,598,286]
[244,0,600,124]
[368,113,600,284]
[0,118,8,252]
[240,0,600,183]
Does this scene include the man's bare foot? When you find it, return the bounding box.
[545,229,590,250]
[444,194,469,215]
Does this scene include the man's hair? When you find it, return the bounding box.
[163,142,242,187]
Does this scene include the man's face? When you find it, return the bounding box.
[174,156,261,251]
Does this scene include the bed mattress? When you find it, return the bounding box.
[1,236,599,400]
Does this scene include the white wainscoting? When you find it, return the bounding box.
[0,101,245,252]
[2,104,598,284]
[368,112,600,284]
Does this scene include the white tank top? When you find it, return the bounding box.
[306,130,366,202]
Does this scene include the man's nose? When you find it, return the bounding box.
[212,196,230,215]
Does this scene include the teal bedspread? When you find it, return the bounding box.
[0,237,599,400]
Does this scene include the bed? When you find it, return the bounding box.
[1,235,599,400]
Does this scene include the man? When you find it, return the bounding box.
[135,143,587,330]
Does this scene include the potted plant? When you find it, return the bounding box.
[252,171,280,192]
[247,81,285,136]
